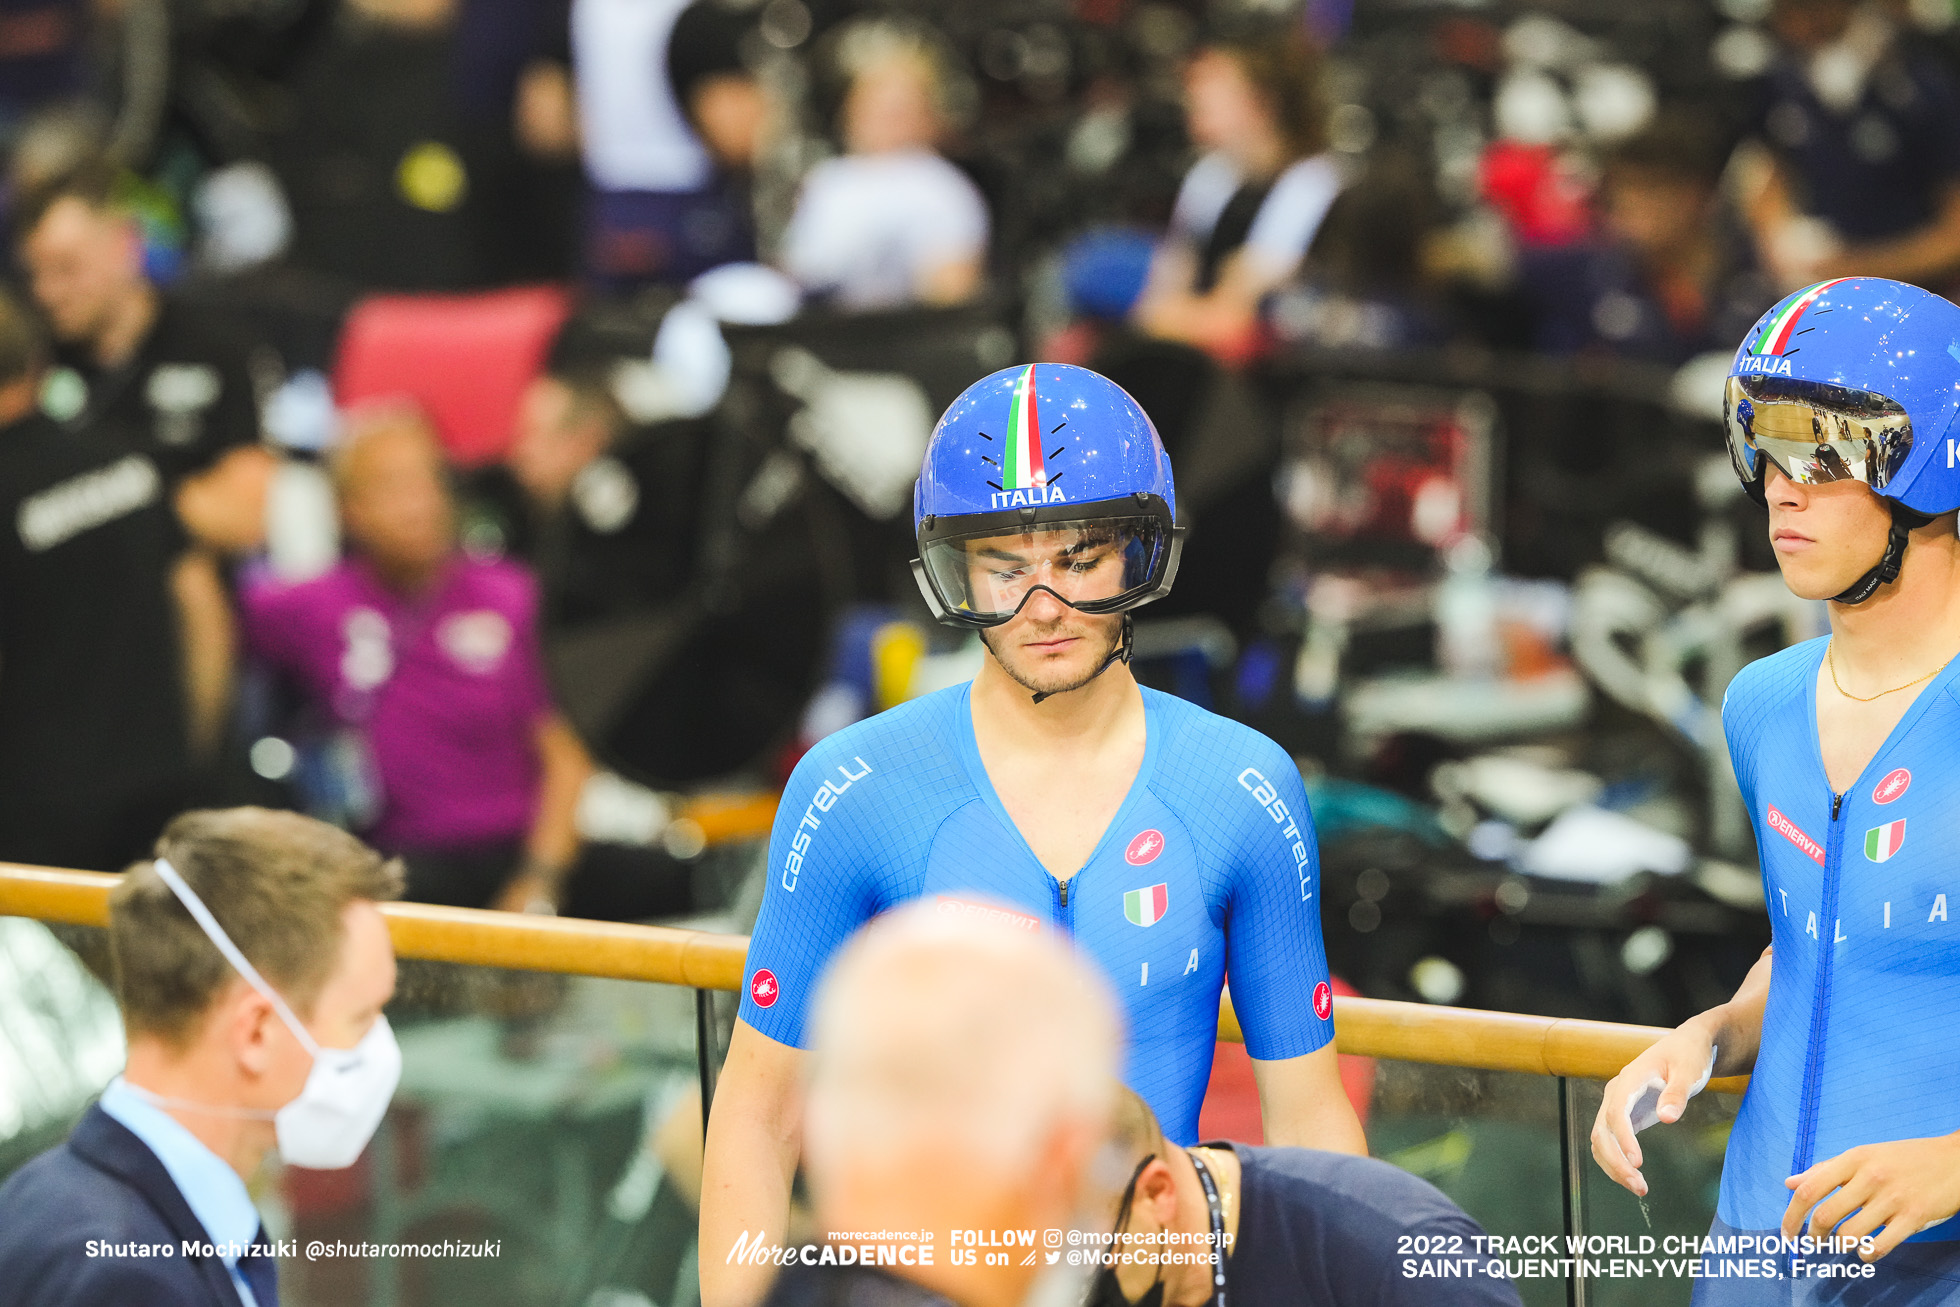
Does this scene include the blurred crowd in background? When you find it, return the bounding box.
[4,0,1960,993]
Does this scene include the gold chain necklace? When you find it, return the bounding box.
[1826,637,1957,702]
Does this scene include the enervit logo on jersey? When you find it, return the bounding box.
[781,756,874,891]
[936,896,1040,932]
[985,365,1070,509]
[1125,829,1165,865]
[1874,768,1912,804]
[750,969,780,1008]
[1237,767,1312,900]
[1766,804,1825,866]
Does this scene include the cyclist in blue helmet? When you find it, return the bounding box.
[702,364,1365,1307]
[1594,278,1960,1301]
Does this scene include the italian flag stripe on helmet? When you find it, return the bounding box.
[1755,279,1849,356]
[1003,364,1046,491]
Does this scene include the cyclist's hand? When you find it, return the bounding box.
[1590,1025,1716,1196]
[1784,1134,1960,1261]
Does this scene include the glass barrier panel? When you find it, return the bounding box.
[1358,1060,1735,1307]
[1568,1074,1741,1307]
[1362,1058,1565,1307]
[0,920,125,1177]
[295,959,711,1307]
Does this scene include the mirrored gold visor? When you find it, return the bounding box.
[1724,373,1913,491]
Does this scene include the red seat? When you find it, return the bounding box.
[333,285,573,466]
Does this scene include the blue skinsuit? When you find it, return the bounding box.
[1699,638,1960,1303]
[738,681,1336,1144]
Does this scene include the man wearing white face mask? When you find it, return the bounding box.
[0,807,402,1307]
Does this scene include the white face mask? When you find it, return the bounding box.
[151,858,402,1170]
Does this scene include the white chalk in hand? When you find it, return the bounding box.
[1627,1046,1715,1133]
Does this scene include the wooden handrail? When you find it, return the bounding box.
[0,865,751,993]
[1215,989,1745,1094]
[0,863,1743,1091]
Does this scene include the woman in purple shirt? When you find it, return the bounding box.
[244,404,595,912]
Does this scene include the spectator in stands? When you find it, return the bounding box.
[242,403,596,913]
[1132,29,1341,361]
[573,0,752,291]
[663,0,767,258]
[500,360,699,624]
[457,0,583,281]
[272,0,562,289]
[1271,147,1454,353]
[17,158,274,762]
[505,364,627,526]
[1742,0,1960,291]
[780,20,989,310]
[0,808,401,1307]
[752,901,1121,1307]
[1095,31,1344,635]
[1520,113,1776,365]
[0,287,203,872]
[446,302,709,630]
[448,303,820,790]
[0,0,91,141]
[1088,1088,1519,1307]
[15,159,275,555]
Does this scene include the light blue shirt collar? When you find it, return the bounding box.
[98,1076,265,1293]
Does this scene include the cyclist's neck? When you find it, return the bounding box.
[1828,517,1960,683]
[971,653,1142,749]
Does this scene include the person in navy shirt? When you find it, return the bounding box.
[1089,1089,1521,1307]
[1521,113,1776,367]
[1593,278,1960,1302]
[1742,0,1960,293]
[700,364,1365,1307]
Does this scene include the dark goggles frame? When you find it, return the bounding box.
[910,493,1184,628]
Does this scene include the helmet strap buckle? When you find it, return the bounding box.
[1833,501,1934,605]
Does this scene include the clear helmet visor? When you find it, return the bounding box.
[918,515,1173,625]
[1725,373,1914,492]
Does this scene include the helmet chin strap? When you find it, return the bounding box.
[1833,501,1934,605]
[1029,612,1134,705]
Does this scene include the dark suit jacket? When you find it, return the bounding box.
[0,1103,251,1306]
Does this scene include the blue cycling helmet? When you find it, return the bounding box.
[911,363,1184,628]
[1725,277,1960,602]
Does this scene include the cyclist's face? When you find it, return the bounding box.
[966,528,1128,695]
[1763,465,1900,602]
[964,527,1132,616]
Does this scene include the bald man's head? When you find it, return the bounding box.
[332,403,456,587]
[804,901,1122,1198]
